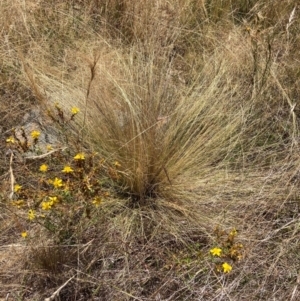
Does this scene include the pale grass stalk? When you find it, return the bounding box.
[8,150,15,200]
[44,275,75,301]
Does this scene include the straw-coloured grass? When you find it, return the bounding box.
[1,0,300,300]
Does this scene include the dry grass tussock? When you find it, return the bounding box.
[1,0,300,300]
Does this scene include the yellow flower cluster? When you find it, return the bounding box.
[209,227,243,274]
[5,119,116,247]
[210,247,233,273]
[41,196,59,210]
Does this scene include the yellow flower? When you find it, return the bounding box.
[222,262,232,273]
[92,197,102,207]
[11,200,25,208]
[114,161,121,168]
[52,177,63,188]
[74,153,85,160]
[21,231,27,238]
[229,228,238,237]
[31,130,41,140]
[41,201,52,210]
[14,184,22,192]
[62,165,74,173]
[71,107,80,115]
[210,247,222,257]
[6,136,15,143]
[46,144,53,151]
[48,196,58,205]
[28,209,36,220]
[39,164,48,172]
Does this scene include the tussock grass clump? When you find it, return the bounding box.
[81,47,244,204]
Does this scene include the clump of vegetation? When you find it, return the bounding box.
[1,0,300,300]
[209,227,244,273]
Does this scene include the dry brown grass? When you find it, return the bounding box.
[1,0,300,300]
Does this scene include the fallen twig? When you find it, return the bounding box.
[24,147,67,160]
[8,150,15,200]
[44,275,75,301]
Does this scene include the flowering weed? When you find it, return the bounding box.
[209,226,244,274]
[5,106,114,242]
